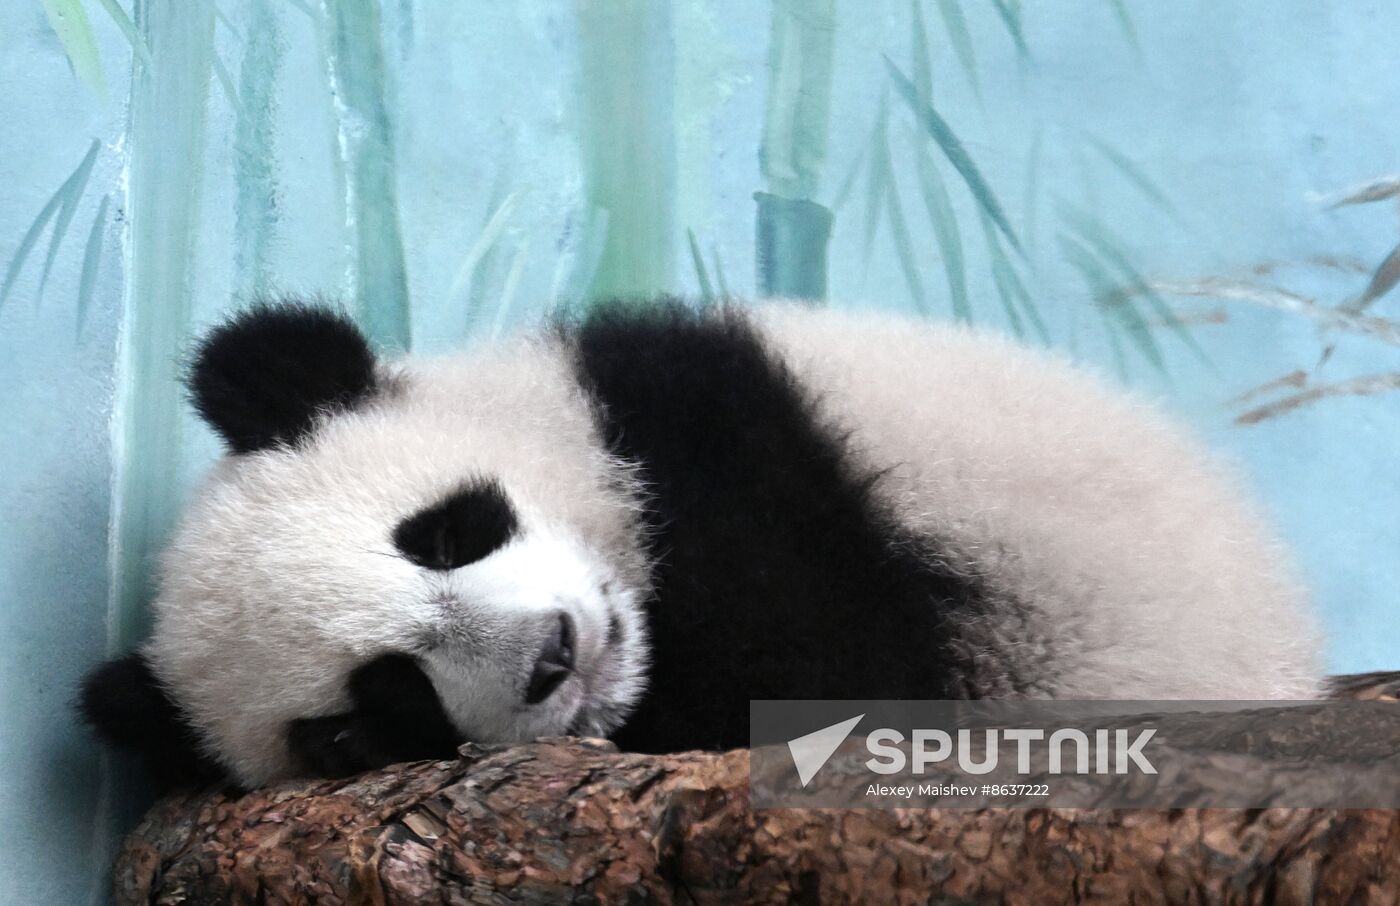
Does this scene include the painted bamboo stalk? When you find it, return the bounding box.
[756,0,835,302]
[99,0,217,866]
[576,0,676,304]
[319,0,411,350]
[233,0,284,298]
[108,0,215,657]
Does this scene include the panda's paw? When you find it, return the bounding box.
[286,712,384,778]
[286,653,463,779]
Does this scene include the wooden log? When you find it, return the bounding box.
[114,673,1400,905]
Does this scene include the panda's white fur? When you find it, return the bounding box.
[750,306,1319,699]
[119,302,1318,787]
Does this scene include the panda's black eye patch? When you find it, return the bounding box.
[392,479,519,571]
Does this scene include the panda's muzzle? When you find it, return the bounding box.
[524,613,576,704]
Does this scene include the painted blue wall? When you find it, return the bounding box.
[0,4,128,902]
[2,1,1399,900]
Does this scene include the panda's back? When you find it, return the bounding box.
[748,304,1320,700]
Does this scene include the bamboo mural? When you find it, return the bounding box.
[8,1,1400,896]
[0,0,1219,670]
[0,0,1225,678]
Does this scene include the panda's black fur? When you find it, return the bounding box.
[572,303,989,752]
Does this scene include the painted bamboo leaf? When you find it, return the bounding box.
[1237,372,1400,425]
[93,0,153,67]
[1351,243,1400,312]
[1022,126,1043,251]
[445,193,518,317]
[212,53,241,111]
[0,193,63,311]
[909,130,971,322]
[982,210,1049,342]
[36,138,101,298]
[464,166,519,329]
[41,0,105,97]
[1083,135,1177,218]
[1230,369,1308,408]
[577,0,676,304]
[988,246,1026,337]
[1058,233,1166,374]
[885,187,926,314]
[933,0,981,101]
[711,244,732,300]
[76,194,110,337]
[1107,0,1142,56]
[1011,263,1050,341]
[910,0,934,101]
[214,3,242,38]
[908,1,969,321]
[489,239,531,340]
[1058,201,1208,363]
[1327,176,1400,208]
[1101,303,1129,379]
[0,139,101,310]
[321,0,412,350]
[687,228,715,304]
[860,96,892,277]
[549,205,610,318]
[829,138,870,213]
[1151,277,1400,347]
[990,0,1031,60]
[886,57,1023,255]
[234,0,285,298]
[873,129,927,314]
[546,214,585,318]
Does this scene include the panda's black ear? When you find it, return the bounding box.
[78,652,224,788]
[188,303,379,454]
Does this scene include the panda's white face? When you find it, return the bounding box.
[144,323,652,786]
[409,518,644,744]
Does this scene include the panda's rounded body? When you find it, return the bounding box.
[82,301,1320,788]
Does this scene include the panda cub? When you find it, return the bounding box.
[81,300,1321,788]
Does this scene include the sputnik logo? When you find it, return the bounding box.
[786,714,865,787]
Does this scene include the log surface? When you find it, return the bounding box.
[115,674,1400,905]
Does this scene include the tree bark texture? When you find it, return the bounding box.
[114,673,1400,905]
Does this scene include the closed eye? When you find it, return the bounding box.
[392,479,519,571]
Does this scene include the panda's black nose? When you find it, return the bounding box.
[525,613,576,705]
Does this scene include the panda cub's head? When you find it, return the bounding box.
[81,304,650,787]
